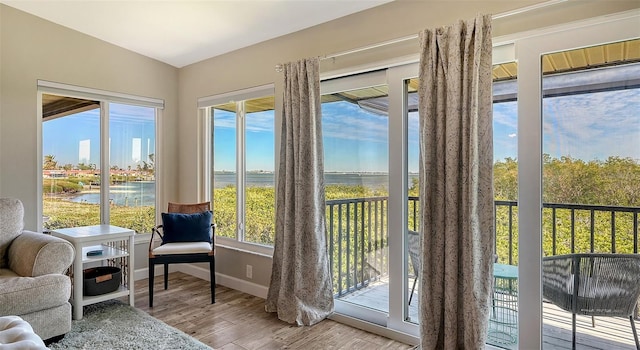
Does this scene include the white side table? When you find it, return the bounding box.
[52,225,135,320]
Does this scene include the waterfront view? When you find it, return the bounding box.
[213,172,418,189]
[42,101,157,233]
[69,181,156,206]
[49,172,417,206]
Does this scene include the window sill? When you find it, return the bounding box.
[214,237,274,258]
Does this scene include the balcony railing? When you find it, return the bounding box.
[326,196,640,296]
[326,196,388,296]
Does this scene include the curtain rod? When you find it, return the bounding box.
[275,0,566,72]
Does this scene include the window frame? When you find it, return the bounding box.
[200,84,276,256]
[37,80,164,234]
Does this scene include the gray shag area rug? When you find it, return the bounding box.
[48,300,211,350]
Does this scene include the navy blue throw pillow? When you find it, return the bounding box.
[161,211,212,244]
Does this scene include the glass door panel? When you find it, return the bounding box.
[489,62,519,349]
[541,40,640,349]
[405,78,419,324]
[322,81,390,322]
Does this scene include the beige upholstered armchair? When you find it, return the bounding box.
[0,198,75,341]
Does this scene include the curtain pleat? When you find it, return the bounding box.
[417,14,495,349]
[265,57,334,326]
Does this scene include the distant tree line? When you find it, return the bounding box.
[43,154,155,175]
[494,155,640,207]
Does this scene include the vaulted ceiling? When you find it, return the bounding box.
[1,0,393,68]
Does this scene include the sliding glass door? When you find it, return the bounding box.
[319,66,420,337]
[321,71,391,326]
[317,13,640,346]
[540,40,640,349]
[515,12,639,349]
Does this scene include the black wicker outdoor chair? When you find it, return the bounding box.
[407,230,421,305]
[542,253,640,350]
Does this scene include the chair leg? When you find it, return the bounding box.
[164,263,169,290]
[572,313,577,350]
[149,259,154,307]
[631,316,640,350]
[210,257,216,304]
[408,277,418,305]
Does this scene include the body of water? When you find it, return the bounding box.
[213,173,404,189]
[70,181,156,206]
[67,174,418,206]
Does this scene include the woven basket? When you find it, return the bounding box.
[83,266,121,296]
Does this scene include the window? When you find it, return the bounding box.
[108,103,157,234]
[40,82,162,234]
[202,85,276,247]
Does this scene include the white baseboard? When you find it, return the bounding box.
[135,263,268,299]
[178,263,269,299]
[134,264,179,281]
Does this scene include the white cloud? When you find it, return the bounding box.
[246,111,274,133]
[322,101,389,144]
[543,88,640,160]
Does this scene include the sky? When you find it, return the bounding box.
[542,88,639,161]
[45,64,639,173]
[213,109,274,172]
[43,103,156,169]
[494,64,640,163]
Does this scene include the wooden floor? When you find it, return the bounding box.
[339,278,638,350]
[133,272,414,350]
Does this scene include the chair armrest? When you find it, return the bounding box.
[149,225,163,256]
[7,230,75,277]
[542,255,576,311]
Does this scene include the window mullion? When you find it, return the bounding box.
[100,101,110,224]
[237,101,246,242]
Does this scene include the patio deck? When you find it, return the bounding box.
[338,278,637,349]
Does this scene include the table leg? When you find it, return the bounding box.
[73,250,83,320]
[128,235,135,307]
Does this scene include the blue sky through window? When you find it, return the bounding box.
[43,103,155,169]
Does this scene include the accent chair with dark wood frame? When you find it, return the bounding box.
[148,202,216,307]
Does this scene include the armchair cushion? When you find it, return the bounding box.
[0,198,25,268]
[8,231,74,277]
[0,273,71,316]
[161,211,213,244]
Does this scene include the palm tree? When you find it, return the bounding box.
[43,154,58,170]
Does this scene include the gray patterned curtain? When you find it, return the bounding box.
[417,14,495,349]
[265,57,334,326]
